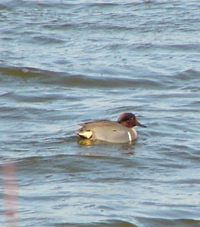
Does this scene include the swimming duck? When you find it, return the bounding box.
[75,112,146,143]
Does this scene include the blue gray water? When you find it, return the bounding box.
[1,1,200,226]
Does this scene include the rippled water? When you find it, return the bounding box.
[1,1,200,227]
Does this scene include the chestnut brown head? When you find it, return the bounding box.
[117,112,146,128]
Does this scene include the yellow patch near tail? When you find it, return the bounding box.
[77,130,93,139]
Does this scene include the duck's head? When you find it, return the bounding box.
[117,112,146,128]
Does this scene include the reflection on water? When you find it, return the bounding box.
[77,138,94,147]
[76,137,137,155]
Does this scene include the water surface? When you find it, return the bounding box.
[0,1,200,227]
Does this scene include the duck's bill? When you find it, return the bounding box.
[137,122,146,128]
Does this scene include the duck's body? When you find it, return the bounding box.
[75,113,146,143]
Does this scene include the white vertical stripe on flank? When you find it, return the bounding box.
[127,132,132,141]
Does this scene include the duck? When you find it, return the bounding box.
[75,112,146,143]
